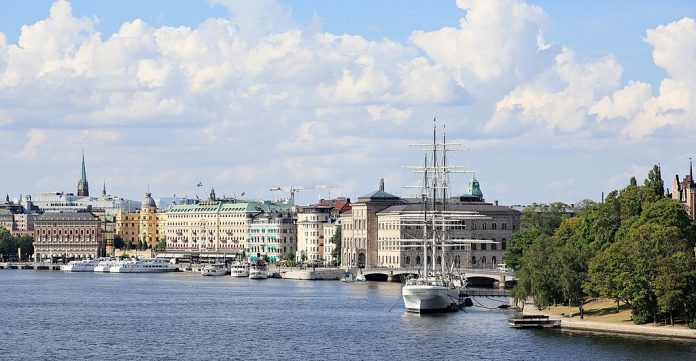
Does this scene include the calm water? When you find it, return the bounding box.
[1,271,695,360]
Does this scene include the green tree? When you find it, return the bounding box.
[126,240,133,250]
[630,176,637,186]
[520,203,569,234]
[17,235,33,261]
[113,236,124,249]
[503,228,542,272]
[644,164,665,199]
[330,226,342,266]
[655,252,694,325]
[156,237,167,251]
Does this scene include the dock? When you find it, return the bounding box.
[508,315,561,329]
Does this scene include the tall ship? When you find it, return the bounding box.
[401,122,476,313]
[109,258,177,273]
[61,259,97,272]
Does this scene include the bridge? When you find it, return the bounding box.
[358,267,516,288]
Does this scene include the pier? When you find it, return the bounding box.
[0,262,62,270]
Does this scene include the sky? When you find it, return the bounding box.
[0,0,695,206]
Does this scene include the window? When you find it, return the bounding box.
[502,239,507,251]
[471,256,476,264]
[471,243,476,251]
[481,243,487,251]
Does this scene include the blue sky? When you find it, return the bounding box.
[0,0,695,205]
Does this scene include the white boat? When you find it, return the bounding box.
[229,262,249,277]
[109,258,177,273]
[201,262,228,276]
[400,122,468,313]
[61,259,97,272]
[355,273,366,282]
[248,259,268,279]
[340,271,354,282]
[94,258,117,272]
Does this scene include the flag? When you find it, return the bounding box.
[196,182,203,187]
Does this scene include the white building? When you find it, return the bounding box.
[297,205,332,263]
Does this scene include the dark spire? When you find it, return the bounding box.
[102,179,106,196]
[77,150,89,196]
[5,194,9,204]
[690,157,694,186]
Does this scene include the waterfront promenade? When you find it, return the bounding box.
[523,301,696,340]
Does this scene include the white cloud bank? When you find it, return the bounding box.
[0,0,695,204]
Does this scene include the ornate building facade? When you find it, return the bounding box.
[33,212,103,260]
[671,160,696,220]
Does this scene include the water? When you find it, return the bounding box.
[1,271,695,360]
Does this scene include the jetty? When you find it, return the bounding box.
[508,315,561,329]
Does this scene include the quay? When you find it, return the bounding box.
[509,315,561,329]
[0,262,62,270]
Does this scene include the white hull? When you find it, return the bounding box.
[62,260,97,272]
[93,265,110,272]
[109,258,177,273]
[230,269,249,277]
[249,270,268,279]
[402,284,457,313]
[201,265,228,276]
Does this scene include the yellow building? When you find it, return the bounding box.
[139,192,161,249]
[115,210,139,245]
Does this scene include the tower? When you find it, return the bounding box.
[77,151,89,197]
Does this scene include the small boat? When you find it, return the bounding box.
[201,262,228,276]
[340,271,354,283]
[355,273,366,282]
[229,261,249,277]
[61,259,97,272]
[249,259,268,280]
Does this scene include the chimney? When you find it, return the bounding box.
[379,178,385,192]
[494,200,498,206]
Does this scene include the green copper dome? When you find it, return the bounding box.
[467,176,483,198]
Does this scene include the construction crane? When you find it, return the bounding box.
[269,184,339,205]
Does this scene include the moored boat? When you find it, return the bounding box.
[229,261,250,277]
[61,259,97,272]
[109,258,177,273]
[249,259,268,279]
[201,262,228,276]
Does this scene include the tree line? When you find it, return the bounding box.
[0,227,33,261]
[505,165,696,327]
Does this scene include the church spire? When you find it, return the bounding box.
[77,150,89,196]
[102,179,107,196]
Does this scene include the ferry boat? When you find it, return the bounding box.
[109,258,177,273]
[229,262,250,277]
[248,259,268,279]
[61,259,97,272]
[201,262,228,276]
[94,258,117,272]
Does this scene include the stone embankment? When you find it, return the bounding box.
[522,303,696,340]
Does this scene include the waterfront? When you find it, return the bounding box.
[1,271,695,360]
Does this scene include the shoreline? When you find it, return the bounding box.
[522,303,696,340]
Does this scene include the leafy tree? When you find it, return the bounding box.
[156,237,167,251]
[17,235,33,260]
[520,203,569,235]
[630,176,637,186]
[126,240,133,250]
[330,226,342,265]
[113,236,124,249]
[655,252,695,325]
[644,164,665,199]
[503,228,542,272]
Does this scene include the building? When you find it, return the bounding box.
[33,212,103,261]
[376,202,519,269]
[115,210,140,246]
[77,151,89,197]
[163,189,292,260]
[671,160,696,220]
[139,192,162,249]
[340,177,520,269]
[247,210,297,263]
[322,219,341,265]
[297,204,333,262]
[340,179,405,268]
[0,208,13,230]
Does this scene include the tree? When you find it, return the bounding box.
[654,252,694,325]
[503,228,542,272]
[644,164,665,198]
[156,237,167,251]
[330,226,342,266]
[520,203,569,235]
[17,235,33,261]
[113,236,124,250]
[126,240,133,250]
[630,176,637,186]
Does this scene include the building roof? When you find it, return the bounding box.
[142,192,156,208]
[378,202,520,215]
[168,199,290,214]
[35,212,98,221]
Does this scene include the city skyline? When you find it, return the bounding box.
[1,0,696,205]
